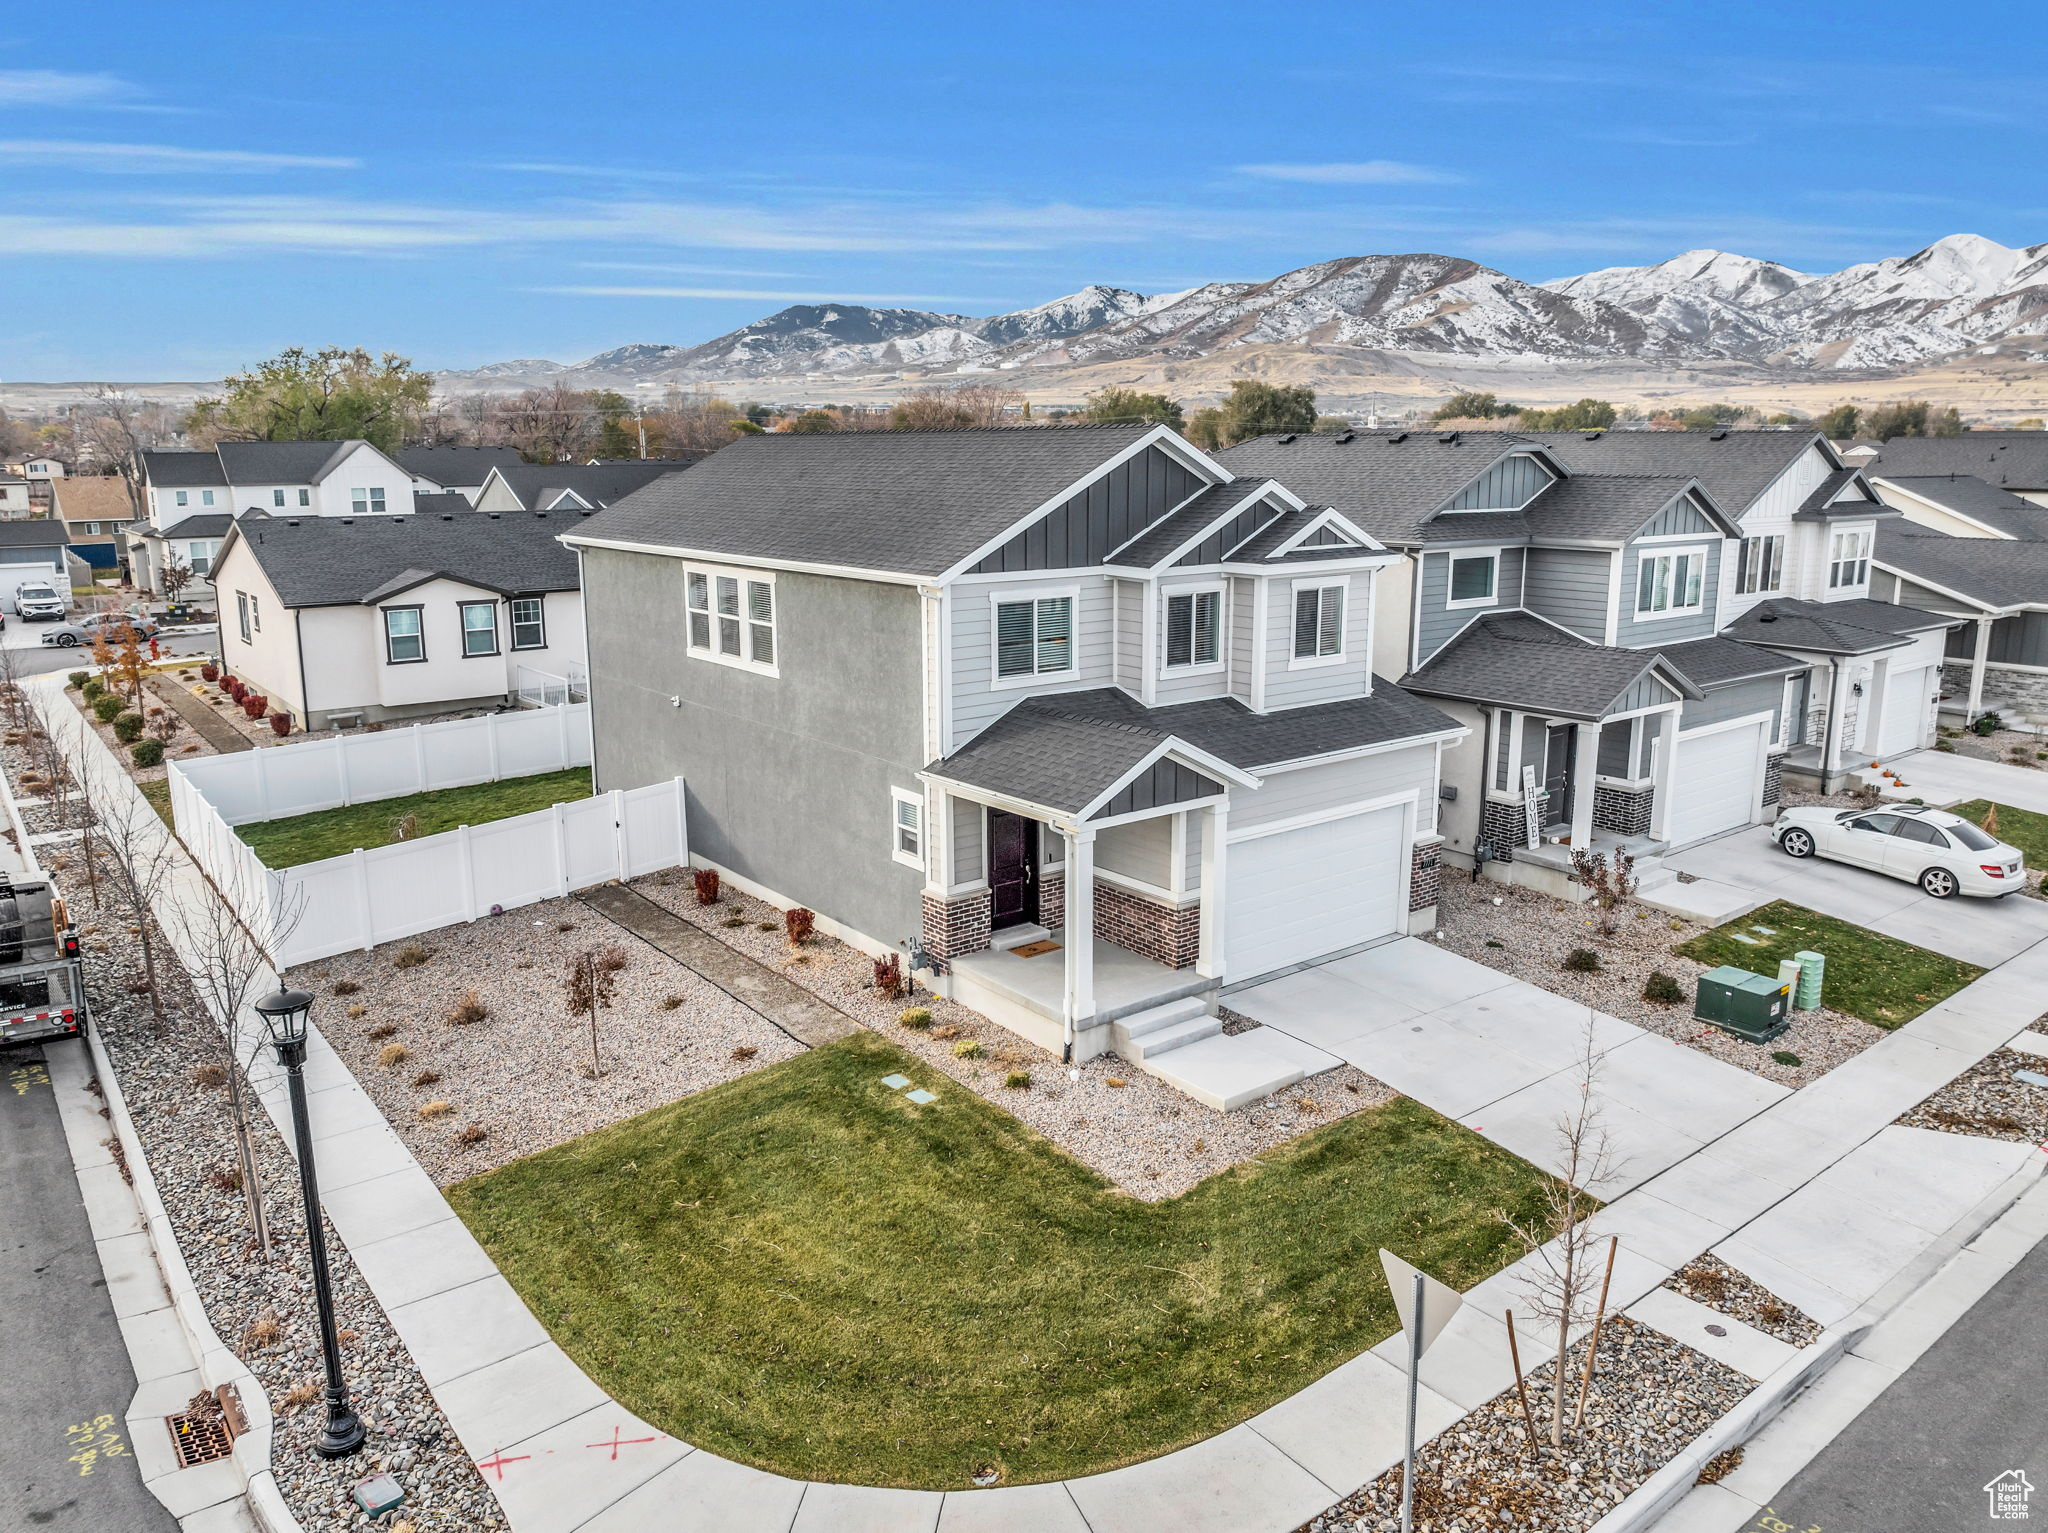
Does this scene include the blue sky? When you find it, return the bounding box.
[3,0,2041,378]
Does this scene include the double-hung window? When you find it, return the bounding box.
[383,606,424,663]
[175,490,188,508]
[235,591,251,644]
[890,787,924,869]
[1635,548,1705,617]
[351,487,386,514]
[272,488,286,507]
[188,541,214,576]
[685,567,778,672]
[509,597,545,650]
[1292,582,1345,662]
[1829,529,1871,589]
[1447,551,1498,608]
[1736,534,1783,595]
[1163,588,1221,669]
[995,595,1074,679]
[460,600,499,657]
[297,488,310,507]
[201,490,215,507]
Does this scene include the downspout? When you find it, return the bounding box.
[292,609,311,730]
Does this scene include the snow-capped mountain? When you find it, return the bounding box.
[447,234,2048,387]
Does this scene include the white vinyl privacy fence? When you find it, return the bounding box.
[168,705,686,967]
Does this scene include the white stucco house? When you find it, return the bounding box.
[208,507,591,731]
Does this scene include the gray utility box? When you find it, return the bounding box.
[1694,965,1791,1043]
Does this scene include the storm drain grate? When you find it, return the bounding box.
[166,1387,240,1469]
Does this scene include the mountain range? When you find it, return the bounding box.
[444,233,2048,391]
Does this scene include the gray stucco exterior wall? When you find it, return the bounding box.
[1522,547,1612,641]
[582,546,928,949]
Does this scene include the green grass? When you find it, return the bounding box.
[448,1032,1558,1489]
[138,777,173,829]
[1673,899,1982,1029]
[234,766,591,868]
[1953,800,2048,866]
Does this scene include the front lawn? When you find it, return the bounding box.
[1673,899,1982,1029]
[449,1032,1558,1489]
[1952,799,2048,866]
[235,766,591,867]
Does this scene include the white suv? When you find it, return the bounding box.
[13,584,65,621]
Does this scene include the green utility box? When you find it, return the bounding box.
[1694,965,1791,1043]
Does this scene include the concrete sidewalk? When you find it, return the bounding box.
[1875,747,2048,814]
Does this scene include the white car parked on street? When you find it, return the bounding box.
[1770,803,2025,899]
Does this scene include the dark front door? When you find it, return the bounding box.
[1543,723,1575,828]
[987,809,1039,929]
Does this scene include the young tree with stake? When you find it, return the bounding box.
[564,945,629,1077]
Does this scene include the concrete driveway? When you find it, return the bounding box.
[1225,939,1789,1195]
[1666,825,2048,969]
[1877,747,2048,816]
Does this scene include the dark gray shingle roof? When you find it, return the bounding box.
[929,704,1179,815]
[0,520,69,547]
[1520,475,1723,542]
[573,426,1160,577]
[1875,474,2048,539]
[141,450,227,488]
[1720,597,1929,654]
[1655,636,1806,689]
[391,445,525,483]
[225,510,585,607]
[214,440,360,485]
[1400,611,1697,719]
[1108,482,1272,566]
[143,512,236,540]
[485,460,690,510]
[1876,526,2048,609]
[412,492,474,515]
[1217,431,1548,544]
[1508,428,1829,516]
[1860,433,2048,490]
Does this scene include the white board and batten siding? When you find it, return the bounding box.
[1718,444,1837,618]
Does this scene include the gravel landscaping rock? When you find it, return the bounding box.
[1897,1045,2048,1144]
[631,873,1397,1200]
[290,896,807,1186]
[1432,875,1883,1088]
[1662,1255,1821,1348]
[1300,1316,1752,1533]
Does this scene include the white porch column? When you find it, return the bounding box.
[1196,801,1229,980]
[923,790,953,893]
[1571,721,1600,847]
[1061,826,1096,1061]
[1648,708,1679,842]
[1968,616,1993,721]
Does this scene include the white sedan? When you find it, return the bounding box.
[1770,803,2025,899]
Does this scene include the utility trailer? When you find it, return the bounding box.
[0,878,85,1047]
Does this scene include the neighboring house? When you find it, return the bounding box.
[50,476,134,570]
[0,519,75,605]
[566,425,1466,1094]
[210,508,590,730]
[390,445,526,502]
[1856,432,2048,506]
[472,460,690,514]
[1217,429,1955,891]
[6,455,67,480]
[139,440,420,528]
[128,513,237,600]
[0,479,32,519]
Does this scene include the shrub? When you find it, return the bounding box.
[199,664,219,683]
[111,712,144,743]
[1935,739,1957,753]
[92,694,125,723]
[345,1003,367,1019]
[692,867,721,905]
[365,1022,399,1041]
[721,915,748,928]
[377,1042,410,1068]
[241,695,267,719]
[873,952,904,1000]
[1004,1070,1031,1089]
[897,1007,934,1029]
[447,988,488,1025]
[952,1039,984,1059]
[80,678,104,703]
[129,738,164,768]
[1771,1051,1803,1067]
[331,979,361,996]
[411,1069,442,1088]
[269,712,291,738]
[660,994,684,1010]
[189,1062,228,1089]
[392,943,435,969]
[1643,971,1686,1004]
[731,1045,758,1061]
[784,906,815,945]
[1563,948,1602,973]
[454,1122,489,1146]
[1972,711,2003,737]
[67,671,89,690]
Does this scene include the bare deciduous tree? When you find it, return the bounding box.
[79,387,169,520]
[1567,847,1638,937]
[564,944,629,1077]
[890,382,1026,430]
[72,745,179,1028]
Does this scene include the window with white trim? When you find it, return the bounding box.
[460,600,499,657]
[510,596,545,650]
[685,567,778,673]
[995,595,1074,678]
[201,490,215,507]
[235,591,250,644]
[351,487,386,514]
[1635,547,1705,617]
[1736,534,1783,595]
[174,490,188,507]
[1292,583,1345,661]
[248,591,259,631]
[1163,588,1221,669]
[273,488,286,507]
[187,540,215,576]
[1447,551,1498,608]
[890,787,924,869]
[1829,529,1871,589]
[298,487,310,507]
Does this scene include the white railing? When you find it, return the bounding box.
[514,662,588,709]
[167,705,686,967]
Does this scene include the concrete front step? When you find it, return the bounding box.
[1123,1014,1224,1062]
[1120,995,1209,1039]
[1142,1033,1306,1112]
[989,923,1053,952]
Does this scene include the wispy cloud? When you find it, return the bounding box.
[1235,160,1459,185]
[536,285,992,303]
[0,69,138,107]
[0,140,360,172]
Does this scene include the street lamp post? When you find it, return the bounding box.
[254,986,365,1460]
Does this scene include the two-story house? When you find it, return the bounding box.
[471,460,691,514]
[390,445,526,502]
[566,425,1468,1108]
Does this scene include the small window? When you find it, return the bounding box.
[188,542,213,577]
[715,575,742,656]
[383,606,424,663]
[1164,589,1221,668]
[235,591,250,644]
[175,490,188,507]
[746,579,775,666]
[890,788,924,869]
[249,592,260,631]
[351,487,387,514]
[272,488,286,507]
[510,597,545,650]
[1292,584,1344,660]
[201,490,215,507]
[1829,529,1870,589]
[460,601,499,656]
[686,571,711,649]
[1635,548,1705,616]
[1737,535,1784,595]
[995,596,1075,678]
[1447,552,1497,607]
[297,487,310,507]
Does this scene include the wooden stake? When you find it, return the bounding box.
[1573,1236,1620,1429]
[1504,1309,1540,1451]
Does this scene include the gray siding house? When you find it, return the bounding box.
[566,425,1466,1107]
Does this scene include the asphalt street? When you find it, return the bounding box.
[0,1039,178,1533]
[1736,1237,2048,1533]
[1,620,216,679]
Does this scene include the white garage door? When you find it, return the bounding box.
[1878,665,1934,757]
[1225,805,1403,981]
[1668,720,1767,848]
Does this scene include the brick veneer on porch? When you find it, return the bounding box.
[919,889,990,971]
[1038,872,1065,932]
[1409,839,1441,912]
[1094,879,1200,969]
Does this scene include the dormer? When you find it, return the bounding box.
[1432,449,1560,515]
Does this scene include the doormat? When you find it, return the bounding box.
[1010,940,1061,958]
